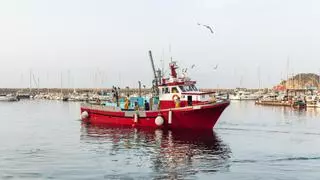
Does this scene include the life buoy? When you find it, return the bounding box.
[155,116,164,126]
[80,111,89,120]
[172,94,180,101]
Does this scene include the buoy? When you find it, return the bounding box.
[155,116,164,126]
[81,111,89,120]
[172,94,180,101]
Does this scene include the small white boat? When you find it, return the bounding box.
[305,95,320,108]
[0,94,19,102]
[229,91,260,100]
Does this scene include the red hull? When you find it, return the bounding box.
[80,101,230,130]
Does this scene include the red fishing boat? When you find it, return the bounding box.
[80,51,230,130]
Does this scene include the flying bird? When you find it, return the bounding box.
[213,64,219,70]
[191,64,196,69]
[197,23,214,34]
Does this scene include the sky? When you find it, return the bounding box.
[0,0,320,89]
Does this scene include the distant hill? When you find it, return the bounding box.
[280,73,320,89]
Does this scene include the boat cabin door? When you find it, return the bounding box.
[187,96,193,106]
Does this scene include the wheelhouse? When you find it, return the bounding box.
[157,62,214,109]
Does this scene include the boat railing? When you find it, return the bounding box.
[81,103,121,112]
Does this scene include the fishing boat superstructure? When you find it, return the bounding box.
[80,51,230,130]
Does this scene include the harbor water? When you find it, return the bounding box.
[1,100,320,179]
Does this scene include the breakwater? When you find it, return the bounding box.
[0,88,261,96]
[0,88,151,96]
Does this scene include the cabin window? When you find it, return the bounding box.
[191,85,198,91]
[184,86,192,92]
[179,85,198,92]
[179,86,186,92]
[172,87,179,93]
[162,87,169,94]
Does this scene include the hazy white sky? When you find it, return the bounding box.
[0,0,320,88]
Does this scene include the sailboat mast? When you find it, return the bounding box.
[286,56,289,88]
[29,69,32,92]
[60,71,63,94]
[319,69,320,89]
[299,73,302,89]
[258,66,261,90]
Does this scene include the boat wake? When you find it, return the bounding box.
[216,127,320,136]
[271,156,320,162]
[232,156,320,164]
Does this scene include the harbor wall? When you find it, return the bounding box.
[0,88,263,95]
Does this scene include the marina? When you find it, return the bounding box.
[1,0,320,179]
[1,100,320,179]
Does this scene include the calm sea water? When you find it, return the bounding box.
[1,100,320,179]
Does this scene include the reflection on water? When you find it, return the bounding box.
[222,101,320,128]
[80,124,231,179]
[3,100,320,179]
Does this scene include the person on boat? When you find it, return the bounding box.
[144,100,150,111]
[172,87,178,93]
[211,96,216,103]
[134,101,139,111]
[124,98,130,110]
[175,97,181,108]
[96,98,101,105]
[149,98,153,110]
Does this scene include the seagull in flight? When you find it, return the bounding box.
[197,23,214,34]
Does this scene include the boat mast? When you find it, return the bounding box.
[29,69,32,93]
[60,71,63,94]
[258,66,261,90]
[318,68,320,89]
[148,50,159,96]
[138,80,142,97]
[286,56,289,89]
